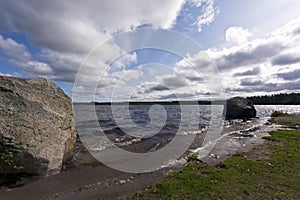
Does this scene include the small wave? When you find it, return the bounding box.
[160,158,186,169]
[88,145,107,152]
[176,126,208,135]
[229,126,260,139]
[149,142,161,152]
[115,137,142,147]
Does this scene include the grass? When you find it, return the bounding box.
[270,112,300,126]
[132,115,300,199]
[271,110,288,117]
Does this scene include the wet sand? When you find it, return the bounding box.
[0,141,183,200]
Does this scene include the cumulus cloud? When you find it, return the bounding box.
[215,41,284,71]
[0,35,31,62]
[0,0,225,101]
[225,26,252,45]
[1,1,299,100]
[0,0,185,79]
[0,35,53,76]
[170,17,300,97]
[0,0,185,53]
[143,16,300,98]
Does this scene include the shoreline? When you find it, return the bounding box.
[0,115,298,199]
[133,113,300,199]
[0,138,183,200]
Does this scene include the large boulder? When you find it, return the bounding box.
[224,97,256,120]
[0,76,76,176]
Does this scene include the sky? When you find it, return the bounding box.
[0,0,300,102]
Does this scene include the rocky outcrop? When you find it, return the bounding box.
[224,97,256,120]
[0,76,76,176]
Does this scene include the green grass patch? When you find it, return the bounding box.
[270,112,300,126]
[271,110,288,117]
[132,129,300,200]
[186,155,200,162]
[273,119,300,126]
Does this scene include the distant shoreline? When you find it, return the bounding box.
[73,92,300,105]
[74,101,300,105]
[74,100,223,105]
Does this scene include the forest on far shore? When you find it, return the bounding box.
[247,93,300,105]
[83,93,300,105]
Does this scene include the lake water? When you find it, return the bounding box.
[73,104,300,172]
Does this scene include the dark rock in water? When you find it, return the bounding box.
[0,76,76,177]
[224,97,256,120]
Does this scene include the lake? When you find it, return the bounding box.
[73,104,300,172]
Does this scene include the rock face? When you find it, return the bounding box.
[224,97,256,120]
[0,76,76,176]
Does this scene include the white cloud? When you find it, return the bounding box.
[133,17,300,99]
[225,26,253,45]
[192,0,219,32]
[0,72,11,76]
[0,0,185,54]
[0,35,53,76]
[208,17,300,96]
[0,35,31,62]
[1,1,299,100]
[0,0,187,101]
[111,52,137,69]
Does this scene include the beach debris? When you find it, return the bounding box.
[119,179,127,185]
[210,154,219,159]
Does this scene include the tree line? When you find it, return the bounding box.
[247,93,300,105]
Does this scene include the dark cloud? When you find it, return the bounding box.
[184,76,204,82]
[271,54,300,66]
[240,79,263,86]
[226,80,299,94]
[225,87,253,93]
[279,79,300,91]
[161,75,189,88]
[158,92,197,100]
[158,93,177,100]
[233,67,260,76]
[50,73,77,83]
[276,69,300,81]
[145,85,170,93]
[141,74,190,94]
[293,26,300,35]
[261,83,280,92]
[226,82,278,93]
[217,42,284,71]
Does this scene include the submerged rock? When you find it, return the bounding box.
[224,97,256,120]
[0,76,76,177]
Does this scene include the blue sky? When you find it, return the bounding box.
[0,0,300,102]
